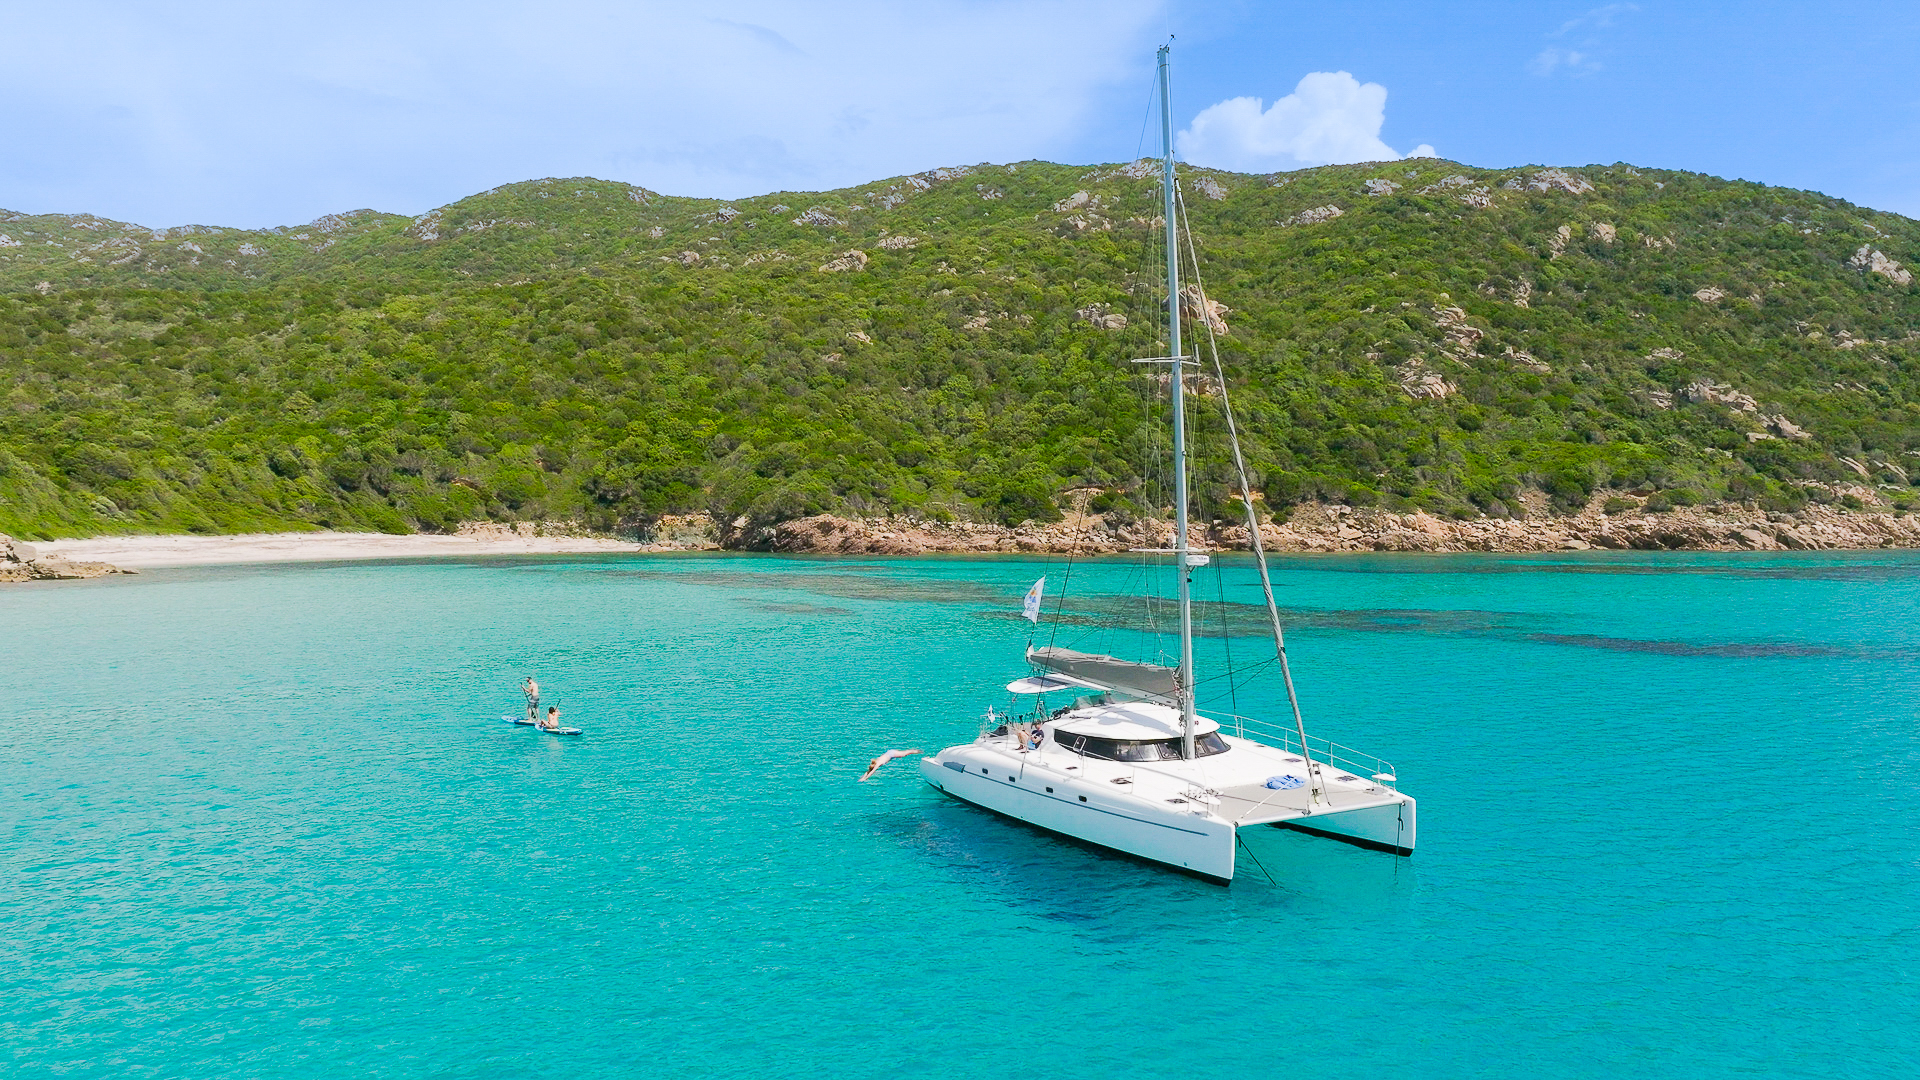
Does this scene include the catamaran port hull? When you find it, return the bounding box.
[921,753,1238,883]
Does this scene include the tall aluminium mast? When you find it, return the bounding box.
[1158,44,1198,761]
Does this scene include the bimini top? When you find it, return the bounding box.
[1028,645,1181,702]
[1051,699,1219,741]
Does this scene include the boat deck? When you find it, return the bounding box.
[997,728,1406,827]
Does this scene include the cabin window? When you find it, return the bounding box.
[1052,731,1230,760]
[1194,732,1230,756]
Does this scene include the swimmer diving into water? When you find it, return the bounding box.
[858,749,923,782]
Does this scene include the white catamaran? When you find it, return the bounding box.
[920,45,1416,883]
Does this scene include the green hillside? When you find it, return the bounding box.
[1,159,1916,539]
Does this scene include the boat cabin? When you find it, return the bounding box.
[1045,698,1230,760]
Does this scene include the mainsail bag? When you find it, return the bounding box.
[1027,646,1182,701]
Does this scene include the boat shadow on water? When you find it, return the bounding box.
[869,800,1416,910]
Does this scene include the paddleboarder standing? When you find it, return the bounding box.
[523,676,539,723]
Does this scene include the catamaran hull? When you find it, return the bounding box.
[920,755,1238,883]
[1275,799,1416,856]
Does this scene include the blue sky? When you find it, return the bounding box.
[2,1,1916,228]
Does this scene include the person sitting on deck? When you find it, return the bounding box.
[539,706,561,732]
[1012,719,1036,751]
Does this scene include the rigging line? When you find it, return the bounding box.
[1236,829,1278,887]
[1225,655,1279,692]
[1134,324,1168,652]
[1174,183,1325,807]
[1212,554,1241,721]
[1043,488,1092,656]
[1133,66,1160,166]
[1191,662,1267,691]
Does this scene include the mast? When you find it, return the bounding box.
[1158,44,1198,761]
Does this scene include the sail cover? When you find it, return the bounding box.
[1027,646,1181,701]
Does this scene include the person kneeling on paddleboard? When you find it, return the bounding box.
[539,706,561,732]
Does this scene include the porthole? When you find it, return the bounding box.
[1078,796,1087,802]
[1045,787,1054,793]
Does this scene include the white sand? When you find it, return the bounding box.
[39,531,651,569]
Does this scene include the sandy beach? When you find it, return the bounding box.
[37,530,650,569]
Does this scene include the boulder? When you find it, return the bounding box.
[0,539,131,582]
[1849,245,1914,286]
[1281,205,1343,227]
[817,250,868,273]
[26,558,121,580]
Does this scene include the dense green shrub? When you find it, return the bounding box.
[0,160,1914,538]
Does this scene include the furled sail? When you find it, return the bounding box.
[1027,646,1182,701]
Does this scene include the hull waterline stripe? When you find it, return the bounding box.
[1273,820,1414,857]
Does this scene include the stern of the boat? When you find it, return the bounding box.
[1276,794,1416,856]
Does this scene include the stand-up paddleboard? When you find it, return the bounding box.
[502,715,583,735]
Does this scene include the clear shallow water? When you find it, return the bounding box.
[4,551,1917,1079]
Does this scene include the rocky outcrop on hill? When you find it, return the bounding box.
[1280,204,1343,227]
[1850,245,1913,285]
[818,250,868,273]
[1074,302,1128,330]
[0,534,131,582]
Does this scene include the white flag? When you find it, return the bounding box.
[1022,577,1045,624]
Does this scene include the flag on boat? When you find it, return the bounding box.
[1021,577,1045,623]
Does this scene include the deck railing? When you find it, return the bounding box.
[1210,711,1396,783]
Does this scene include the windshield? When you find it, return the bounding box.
[1052,731,1230,760]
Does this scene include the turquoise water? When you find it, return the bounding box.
[5,552,1917,1078]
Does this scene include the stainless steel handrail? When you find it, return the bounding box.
[1209,711,1396,782]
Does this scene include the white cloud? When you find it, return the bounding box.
[1532,3,1635,76]
[1556,3,1638,36]
[1176,71,1432,172]
[1528,47,1601,77]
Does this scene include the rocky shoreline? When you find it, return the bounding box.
[634,495,1920,555]
[0,534,132,582]
[21,496,1919,576]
